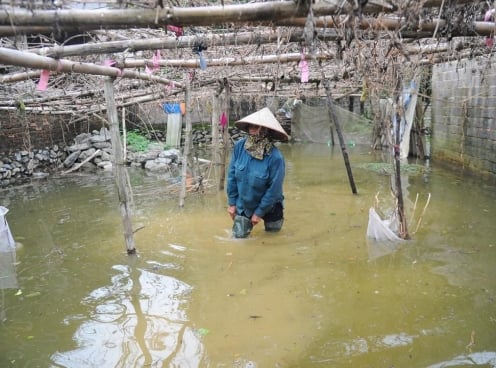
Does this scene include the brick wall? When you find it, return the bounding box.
[0,110,102,152]
[431,55,496,183]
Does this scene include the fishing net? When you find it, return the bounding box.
[290,101,371,144]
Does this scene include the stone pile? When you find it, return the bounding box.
[0,126,247,188]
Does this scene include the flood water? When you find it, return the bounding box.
[0,143,495,368]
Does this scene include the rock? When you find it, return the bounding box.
[64,151,80,167]
[89,135,108,144]
[79,148,96,161]
[93,142,111,149]
[67,142,91,152]
[74,133,91,144]
[144,160,170,172]
[0,126,243,187]
[97,161,113,171]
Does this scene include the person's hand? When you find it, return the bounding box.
[227,205,237,220]
[251,214,262,226]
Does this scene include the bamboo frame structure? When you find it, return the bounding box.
[0,0,490,247]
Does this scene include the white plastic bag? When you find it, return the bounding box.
[366,207,402,242]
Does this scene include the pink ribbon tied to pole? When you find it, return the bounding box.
[166,25,183,37]
[103,59,123,77]
[484,9,495,47]
[37,69,50,91]
[220,112,228,129]
[146,50,161,74]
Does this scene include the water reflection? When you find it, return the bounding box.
[427,351,496,367]
[52,260,202,367]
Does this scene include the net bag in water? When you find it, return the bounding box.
[0,206,15,252]
[0,206,18,289]
[366,207,402,242]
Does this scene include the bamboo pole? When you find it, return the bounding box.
[211,85,221,178]
[0,51,333,87]
[0,2,307,28]
[393,108,410,240]
[218,78,230,191]
[0,0,476,29]
[276,17,496,38]
[61,149,101,175]
[104,77,136,254]
[0,5,492,37]
[30,29,338,58]
[0,48,182,87]
[122,107,127,162]
[179,72,192,207]
[322,77,357,195]
[118,52,334,69]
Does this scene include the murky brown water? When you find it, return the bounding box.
[1,143,495,367]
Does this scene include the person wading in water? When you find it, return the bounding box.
[226,107,290,238]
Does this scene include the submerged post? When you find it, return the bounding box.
[104,77,136,254]
[322,78,358,195]
[394,110,410,239]
[179,72,192,207]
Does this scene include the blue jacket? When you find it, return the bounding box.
[227,137,285,218]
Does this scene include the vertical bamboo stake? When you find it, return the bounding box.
[394,109,410,239]
[104,78,136,254]
[218,78,230,191]
[211,85,223,188]
[122,106,127,161]
[211,92,220,159]
[322,77,357,195]
[179,72,192,207]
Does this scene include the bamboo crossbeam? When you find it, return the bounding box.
[29,29,339,58]
[118,52,334,69]
[0,47,183,87]
[0,49,333,85]
[0,0,484,35]
[1,16,492,39]
[0,2,307,28]
[277,16,496,38]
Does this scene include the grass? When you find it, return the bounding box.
[125,130,150,152]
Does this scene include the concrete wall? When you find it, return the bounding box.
[431,56,496,183]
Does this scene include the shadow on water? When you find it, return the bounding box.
[0,143,495,367]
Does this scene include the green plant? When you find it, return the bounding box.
[125,130,150,152]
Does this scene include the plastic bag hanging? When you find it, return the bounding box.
[193,38,208,71]
[198,51,207,70]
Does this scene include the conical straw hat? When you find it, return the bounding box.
[235,107,290,141]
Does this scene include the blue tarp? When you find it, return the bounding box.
[163,103,181,114]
